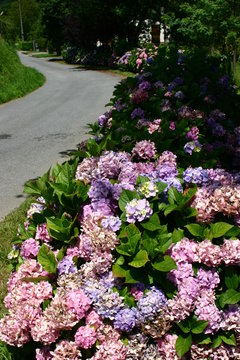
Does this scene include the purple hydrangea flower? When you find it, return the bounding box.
[212,124,226,137]
[156,163,178,180]
[137,286,167,321]
[184,141,202,155]
[166,178,183,193]
[83,280,124,320]
[88,179,114,201]
[178,106,193,119]
[131,107,145,119]
[154,80,164,89]
[126,199,153,223]
[57,256,77,275]
[101,216,122,232]
[183,167,209,185]
[186,126,199,141]
[139,81,151,91]
[113,307,139,332]
[174,91,184,100]
[98,114,108,127]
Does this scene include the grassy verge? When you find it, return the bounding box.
[69,64,135,78]
[0,39,45,104]
[31,53,58,58]
[0,197,33,316]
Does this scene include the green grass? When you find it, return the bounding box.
[0,39,45,104]
[31,53,58,58]
[71,63,135,78]
[0,197,33,316]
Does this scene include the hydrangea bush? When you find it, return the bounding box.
[117,43,158,73]
[1,46,240,359]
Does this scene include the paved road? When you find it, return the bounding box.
[0,53,121,219]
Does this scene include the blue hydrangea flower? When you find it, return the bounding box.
[101,216,122,232]
[83,280,124,320]
[57,256,77,275]
[183,167,209,185]
[113,307,140,332]
[88,179,114,201]
[137,286,167,321]
[131,107,145,119]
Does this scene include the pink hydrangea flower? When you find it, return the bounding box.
[132,140,156,160]
[92,339,126,360]
[66,289,91,320]
[86,310,103,329]
[20,238,40,259]
[74,325,97,349]
[35,223,51,243]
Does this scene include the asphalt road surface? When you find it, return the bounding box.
[0,53,122,219]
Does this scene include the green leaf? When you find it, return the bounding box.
[142,231,158,258]
[157,234,172,253]
[184,207,198,218]
[155,181,168,194]
[126,224,141,254]
[128,250,149,268]
[175,334,192,358]
[164,204,178,216]
[212,336,222,348]
[191,320,208,334]
[24,179,42,196]
[219,289,240,308]
[141,213,161,231]
[136,175,149,185]
[125,270,143,284]
[116,244,132,256]
[37,244,57,274]
[220,333,236,346]
[158,202,168,211]
[46,216,72,242]
[224,226,240,238]
[52,162,62,179]
[119,190,139,212]
[176,319,191,334]
[168,187,182,205]
[210,222,234,238]
[57,247,65,262]
[86,139,100,156]
[112,257,127,278]
[56,162,73,189]
[225,267,239,290]
[172,228,184,243]
[194,334,212,345]
[152,255,177,272]
[185,224,204,237]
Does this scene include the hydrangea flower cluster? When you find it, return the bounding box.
[1,47,240,360]
[125,198,153,223]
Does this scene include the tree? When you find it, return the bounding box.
[38,0,166,51]
[163,0,240,80]
[1,0,42,42]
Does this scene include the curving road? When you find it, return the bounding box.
[0,53,122,219]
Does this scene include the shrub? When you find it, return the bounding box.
[0,45,240,359]
[17,41,33,51]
